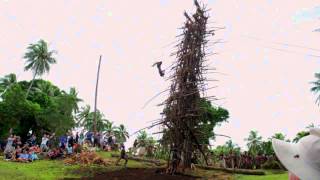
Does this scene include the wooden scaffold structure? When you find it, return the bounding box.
[158,0,219,173]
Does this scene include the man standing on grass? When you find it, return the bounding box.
[116,144,128,168]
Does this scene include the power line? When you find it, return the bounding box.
[262,46,320,58]
[240,34,320,52]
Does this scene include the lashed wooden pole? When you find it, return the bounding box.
[93,55,102,133]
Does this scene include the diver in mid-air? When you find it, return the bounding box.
[152,61,165,77]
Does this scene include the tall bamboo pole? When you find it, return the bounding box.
[93,55,102,133]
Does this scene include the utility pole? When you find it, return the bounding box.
[93,55,102,133]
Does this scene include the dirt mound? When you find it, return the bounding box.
[64,152,111,166]
[81,168,197,180]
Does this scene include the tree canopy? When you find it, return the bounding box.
[160,98,229,149]
[0,77,78,141]
[23,39,57,97]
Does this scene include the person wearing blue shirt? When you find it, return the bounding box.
[59,134,67,149]
[86,131,93,145]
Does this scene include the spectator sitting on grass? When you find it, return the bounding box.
[15,145,22,159]
[66,144,73,155]
[30,145,41,153]
[28,149,38,161]
[48,148,64,160]
[17,149,30,162]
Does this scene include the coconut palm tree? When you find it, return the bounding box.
[310,73,320,105]
[105,121,116,135]
[137,131,148,147]
[23,39,57,97]
[293,131,310,143]
[93,111,109,132]
[77,105,91,127]
[271,133,285,140]
[260,140,273,156]
[225,140,241,154]
[93,55,102,133]
[114,124,129,143]
[225,140,236,150]
[0,73,17,96]
[292,124,316,143]
[32,80,59,97]
[244,130,262,156]
[66,87,82,113]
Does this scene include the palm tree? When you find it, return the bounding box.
[77,105,110,132]
[271,133,285,140]
[23,39,57,97]
[137,131,148,147]
[306,123,316,129]
[0,73,17,95]
[225,140,236,150]
[310,73,320,105]
[105,121,116,134]
[293,131,310,143]
[244,130,262,156]
[224,140,240,155]
[271,132,291,143]
[94,111,109,132]
[260,140,273,156]
[93,55,102,133]
[67,87,82,113]
[292,124,316,143]
[32,80,59,97]
[77,105,91,128]
[114,124,129,143]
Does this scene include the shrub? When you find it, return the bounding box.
[261,159,282,169]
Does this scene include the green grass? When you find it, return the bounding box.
[0,157,81,180]
[0,152,159,180]
[234,170,288,180]
[0,153,289,180]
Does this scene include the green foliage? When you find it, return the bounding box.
[311,73,320,105]
[244,130,262,157]
[23,39,57,77]
[198,98,229,142]
[259,132,290,156]
[260,140,273,156]
[0,78,79,140]
[292,124,316,143]
[104,120,116,134]
[212,140,241,156]
[136,130,156,148]
[76,105,110,133]
[114,124,129,144]
[23,39,57,97]
[0,73,17,95]
[261,159,283,170]
[293,131,309,143]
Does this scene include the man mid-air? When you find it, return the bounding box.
[152,61,165,77]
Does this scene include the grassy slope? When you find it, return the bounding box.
[0,153,288,180]
[235,170,288,180]
[0,152,160,180]
[0,158,81,180]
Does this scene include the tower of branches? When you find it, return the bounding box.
[161,0,215,170]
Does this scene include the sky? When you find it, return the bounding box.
[0,0,320,149]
